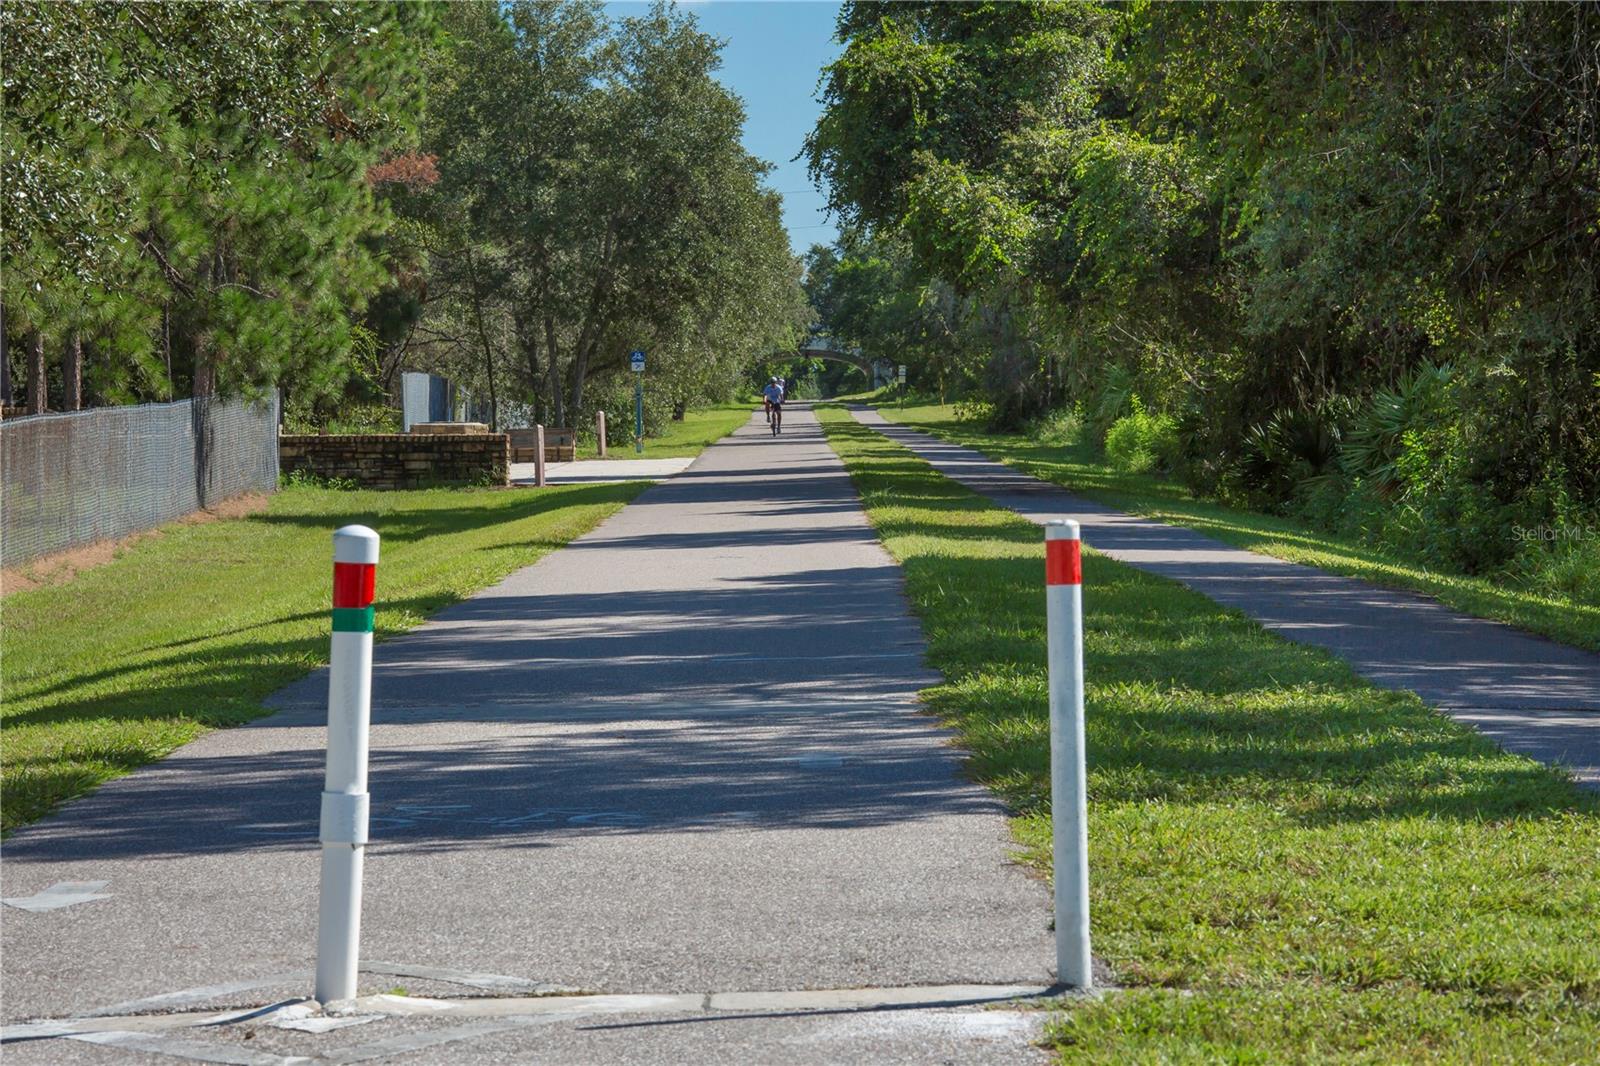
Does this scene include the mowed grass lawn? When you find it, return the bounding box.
[874,401,1600,653]
[818,408,1600,1063]
[1,480,645,832]
[580,401,754,459]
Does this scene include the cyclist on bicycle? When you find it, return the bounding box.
[762,377,785,424]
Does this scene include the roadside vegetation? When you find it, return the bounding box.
[578,402,755,461]
[818,407,1600,1063]
[4,2,807,438]
[805,3,1599,619]
[870,399,1600,653]
[0,481,644,832]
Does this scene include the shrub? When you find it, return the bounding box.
[1105,399,1178,474]
[284,400,400,435]
[1238,400,1352,512]
[1086,363,1138,445]
[1339,364,1454,494]
[280,468,360,491]
[1514,534,1600,606]
[953,398,995,424]
[333,404,400,434]
[1025,404,1085,446]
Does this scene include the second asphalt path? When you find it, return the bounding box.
[851,406,1600,788]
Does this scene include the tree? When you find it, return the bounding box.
[3,2,433,406]
[809,0,1600,577]
[399,0,804,429]
[807,1,1116,421]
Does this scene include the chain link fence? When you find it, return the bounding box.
[1,395,279,568]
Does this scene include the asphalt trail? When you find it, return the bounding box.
[2,405,1053,1064]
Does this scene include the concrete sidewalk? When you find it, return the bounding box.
[851,407,1600,788]
[1,406,1057,1064]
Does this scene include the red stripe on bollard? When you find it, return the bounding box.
[332,563,376,608]
[1046,538,1081,586]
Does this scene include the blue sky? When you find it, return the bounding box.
[606,1,843,256]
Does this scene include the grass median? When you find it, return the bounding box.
[1,480,646,832]
[868,400,1600,652]
[817,406,1600,1063]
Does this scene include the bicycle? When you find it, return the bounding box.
[770,401,782,436]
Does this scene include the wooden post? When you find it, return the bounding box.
[534,424,547,488]
[596,410,607,458]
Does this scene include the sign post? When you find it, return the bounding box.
[630,350,645,454]
[898,364,907,409]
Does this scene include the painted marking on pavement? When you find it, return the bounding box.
[268,693,927,717]
[83,974,309,1017]
[464,807,646,829]
[779,755,848,769]
[1,880,111,912]
[1,1006,297,1043]
[360,960,571,995]
[1,1020,93,1041]
[236,806,650,837]
[236,817,414,837]
[502,650,926,666]
[346,992,701,1019]
[707,983,1054,1012]
[15,984,1058,1062]
[566,811,648,826]
[248,1001,326,1030]
[71,1030,312,1065]
[274,1014,381,1034]
[358,993,459,1014]
[320,1014,577,1064]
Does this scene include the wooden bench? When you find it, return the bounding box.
[508,427,576,464]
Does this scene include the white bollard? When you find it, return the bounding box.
[1046,519,1091,988]
[316,525,379,1004]
[534,424,547,488]
[596,410,607,458]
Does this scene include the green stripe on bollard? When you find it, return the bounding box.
[331,606,375,633]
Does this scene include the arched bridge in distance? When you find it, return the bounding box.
[796,340,896,389]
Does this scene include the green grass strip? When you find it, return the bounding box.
[872,401,1600,652]
[1,480,647,832]
[581,402,755,460]
[330,605,375,633]
[816,406,1600,1063]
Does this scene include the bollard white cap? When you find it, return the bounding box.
[1045,519,1081,541]
[332,525,380,564]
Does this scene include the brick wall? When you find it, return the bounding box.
[279,433,509,489]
